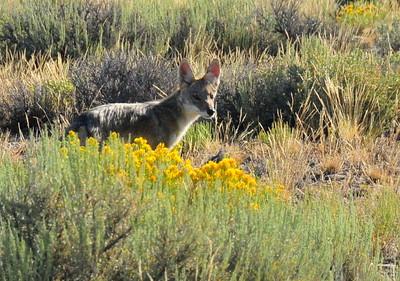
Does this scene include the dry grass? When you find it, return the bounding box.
[0,132,28,162]
[0,53,72,129]
[366,165,388,183]
[182,120,400,201]
[299,0,336,21]
[321,154,343,175]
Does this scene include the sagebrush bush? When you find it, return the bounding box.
[0,80,76,132]
[271,0,322,42]
[0,0,342,59]
[0,54,75,132]
[0,0,122,59]
[376,19,400,55]
[241,63,305,129]
[70,51,176,113]
[211,52,305,131]
[0,133,392,280]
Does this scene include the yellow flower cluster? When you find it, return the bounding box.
[338,3,377,16]
[336,2,382,25]
[62,132,262,197]
[189,159,257,195]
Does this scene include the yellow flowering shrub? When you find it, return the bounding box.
[336,2,385,27]
[189,159,257,195]
[62,132,289,205]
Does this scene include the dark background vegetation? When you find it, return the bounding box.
[0,0,399,135]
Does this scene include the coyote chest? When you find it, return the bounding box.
[169,110,200,146]
[66,58,221,148]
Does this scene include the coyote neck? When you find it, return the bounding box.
[156,91,200,147]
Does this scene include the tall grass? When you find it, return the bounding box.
[1,0,400,59]
[295,37,400,136]
[0,0,339,58]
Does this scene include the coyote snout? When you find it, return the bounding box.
[66,58,221,148]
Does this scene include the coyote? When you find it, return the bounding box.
[66,59,221,148]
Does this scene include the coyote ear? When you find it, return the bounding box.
[205,58,221,84]
[179,59,194,85]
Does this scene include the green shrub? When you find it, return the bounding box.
[34,80,75,119]
[271,0,322,42]
[241,63,305,129]
[214,54,305,131]
[0,0,121,59]
[0,0,340,59]
[70,50,175,113]
[376,19,400,55]
[0,134,391,280]
[0,78,75,132]
[363,188,400,265]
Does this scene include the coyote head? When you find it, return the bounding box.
[178,58,221,119]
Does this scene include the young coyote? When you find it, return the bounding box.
[67,59,221,148]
